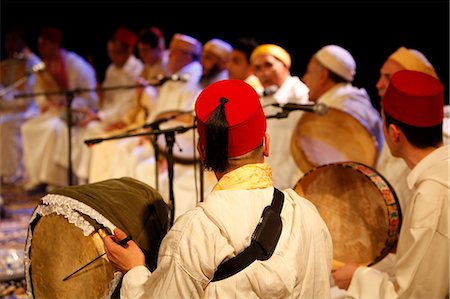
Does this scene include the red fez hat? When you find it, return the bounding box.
[382,70,444,127]
[39,27,63,44]
[114,27,137,49]
[195,79,266,157]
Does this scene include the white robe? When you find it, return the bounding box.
[347,145,450,298]
[21,50,98,187]
[260,76,310,189]
[121,185,333,298]
[0,49,41,182]
[75,55,144,181]
[88,60,202,185]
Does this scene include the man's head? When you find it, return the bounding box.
[168,33,202,74]
[5,25,28,57]
[37,26,63,59]
[302,44,355,102]
[250,44,291,89]
[382,70,443,155]
[376,47,438,98]
[137,26,165,66]
[227,37,259,80]
[200,38,232,79]
[195,79,267,173]
[107,26,137,68]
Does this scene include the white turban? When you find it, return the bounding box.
[315,45,356,82]
[203,38,232,61]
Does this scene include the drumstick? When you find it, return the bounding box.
[62,235,132,282]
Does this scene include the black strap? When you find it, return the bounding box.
[211,188,284,282]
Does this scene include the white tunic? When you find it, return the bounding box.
[347,145,450,298]
[260,76,309,189]
[70,55,144,181]
[121,186,333,298]
[0,49,41,182]
[21,50,98,187]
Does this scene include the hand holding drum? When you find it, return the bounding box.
[103,227,145,274]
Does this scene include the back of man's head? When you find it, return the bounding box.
[195,79,266,172]
[382,70,444,148]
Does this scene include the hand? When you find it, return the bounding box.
[105,121,126,131]
[77,107,100,127]
[102,227,145,273]
[332,263,359,290]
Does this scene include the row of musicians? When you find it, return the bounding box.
[1,25,448,220]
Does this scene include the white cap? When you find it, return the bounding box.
[203,38,232,61]
[315,45,356,82]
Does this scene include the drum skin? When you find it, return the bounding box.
[25,177,169,299]
[291,107,378,174]
[294,162,401,266]
[30,214,114,299]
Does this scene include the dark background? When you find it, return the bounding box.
[2,0,449,110]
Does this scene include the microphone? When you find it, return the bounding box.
[272,102,328,116]
[154,73,190,86]
[26,62,46,76]
[259,85,278,97]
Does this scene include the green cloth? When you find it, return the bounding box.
[49,177,169,271]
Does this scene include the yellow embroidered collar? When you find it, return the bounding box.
[213,163,273,191]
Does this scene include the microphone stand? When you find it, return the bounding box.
[147,123,160,191]
[265,111,290,119]
[15,88,80,185]
[85,124,196,228]
[164,130,176,227]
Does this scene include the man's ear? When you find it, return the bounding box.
[263,133,270,157]
[389,123,402,142]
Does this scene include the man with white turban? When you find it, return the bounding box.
[302,44,384,154]
[198,38,232,89]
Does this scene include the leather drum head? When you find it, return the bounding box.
[29,214,114,298]
[290,107,378,174]
[294,162,401,266]
[155,110,198,164]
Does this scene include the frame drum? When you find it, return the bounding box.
[291,107,378,174]
[294,162,401,268]
[25,177,169,299]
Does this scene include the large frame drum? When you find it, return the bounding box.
[294,162,402,268]
[25,177,169,299]
[291,107,378,174]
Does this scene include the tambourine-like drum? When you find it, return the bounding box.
[25,177,169,299]
[154,110,198,164]
[294,162,401,269]
[291,107,378,174]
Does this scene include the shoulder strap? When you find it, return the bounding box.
[211,188,284,282]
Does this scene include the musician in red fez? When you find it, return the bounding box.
[103,79,333,298]
[333,70,449,298]
[114,26,138,50]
